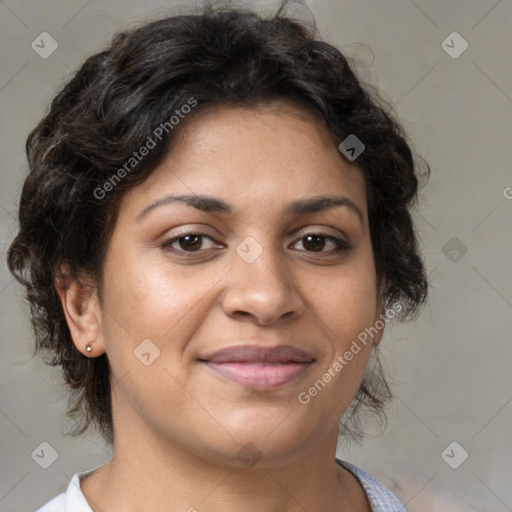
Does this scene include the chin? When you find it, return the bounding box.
[201,419,326,469]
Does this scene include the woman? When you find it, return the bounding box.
[7,1,429,510]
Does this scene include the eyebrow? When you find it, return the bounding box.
[136,193,364,225]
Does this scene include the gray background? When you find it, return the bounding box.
[1,1,511,511]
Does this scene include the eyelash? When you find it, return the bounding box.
[160,231,351,257]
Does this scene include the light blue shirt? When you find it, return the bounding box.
[36,459,407,511]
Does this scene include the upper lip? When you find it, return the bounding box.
[200,344,315,364]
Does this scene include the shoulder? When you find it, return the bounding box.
[35,492,66,512]
[34,472,93,512]
[336,459,407,512]
[338,460,482,512]
[365,465,482,512]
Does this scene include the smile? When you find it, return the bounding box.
[199,343,315,390]
[201,361,313,390]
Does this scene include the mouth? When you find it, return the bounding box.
[198,344,315,390]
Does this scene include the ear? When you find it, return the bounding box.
[55,265,105,357]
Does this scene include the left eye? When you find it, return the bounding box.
[290,234,350,254]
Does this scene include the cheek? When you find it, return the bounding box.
[102,242,178,332]
[99,245,230,371]
[98,249,207,424]
[314,256,378,349]
[296,266,378,421]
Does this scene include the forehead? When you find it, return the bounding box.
[119,100,368,221]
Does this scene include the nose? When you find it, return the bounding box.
[220,241,305,325]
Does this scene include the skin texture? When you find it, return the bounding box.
[57,99,385,512]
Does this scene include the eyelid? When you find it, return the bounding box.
[161,224,349,244]
[160,231,221,249]
[160,226,352,257]
[291,225,350,244]
[160,224,222,240]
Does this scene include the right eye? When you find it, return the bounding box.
[160,233,221,254]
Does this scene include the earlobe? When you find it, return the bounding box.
[55,265,105,357]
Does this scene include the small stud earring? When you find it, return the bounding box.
[85,343,93,353]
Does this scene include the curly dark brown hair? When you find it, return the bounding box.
[7,0,429,444]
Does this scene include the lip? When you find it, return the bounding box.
[199,344,315,390]
[200,344,315,364]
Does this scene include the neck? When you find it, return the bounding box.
[80,424,370,512]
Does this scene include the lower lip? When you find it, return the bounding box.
[202,361,312,390]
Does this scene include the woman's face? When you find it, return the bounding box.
[92,100,384,466]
